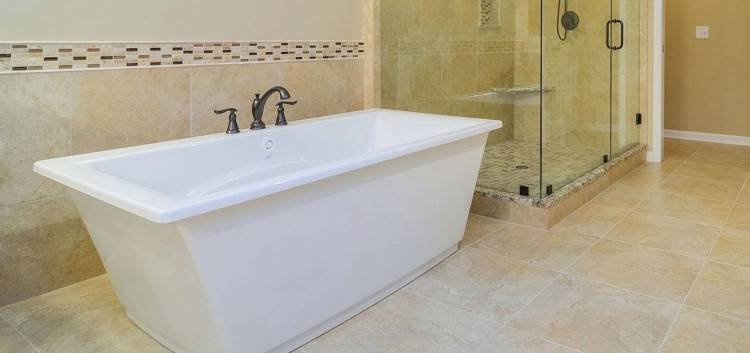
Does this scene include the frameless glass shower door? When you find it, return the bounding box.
[611,0,642,157]
[541,0,641,196]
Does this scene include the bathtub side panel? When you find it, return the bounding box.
[69,190,224,353]
[177,135,488,353]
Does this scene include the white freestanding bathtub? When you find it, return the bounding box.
[34,109,501,353]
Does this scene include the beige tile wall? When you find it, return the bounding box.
[378,0,522,146]
[0,59,365,306]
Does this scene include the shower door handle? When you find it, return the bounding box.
[613,19,625,50]
[606,19,625,50]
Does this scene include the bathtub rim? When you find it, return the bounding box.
[34,109,501,224]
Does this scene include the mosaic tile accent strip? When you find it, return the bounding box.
[0,41,366,73]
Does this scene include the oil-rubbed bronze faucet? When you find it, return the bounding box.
[251,86,296,130]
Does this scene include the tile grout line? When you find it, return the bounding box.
[0,312,43,353]
[682,303,750,325]
[654,194,737,353]
[468,198,641,353]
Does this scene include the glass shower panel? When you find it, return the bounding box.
[611,0,641,157]
[378,0,544,199]
[541,0,612,195]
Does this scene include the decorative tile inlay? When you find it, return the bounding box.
[0,41,365,73]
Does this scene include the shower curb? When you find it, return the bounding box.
[471,143,647,229]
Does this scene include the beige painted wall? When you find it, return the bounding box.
[665,0,750,137]
[0,0,363,41]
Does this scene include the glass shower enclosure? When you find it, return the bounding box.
[379,0,642,199]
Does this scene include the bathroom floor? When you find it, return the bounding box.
[2,138,750,353]
[478,139,606,196]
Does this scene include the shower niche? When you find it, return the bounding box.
[479,0,501,30]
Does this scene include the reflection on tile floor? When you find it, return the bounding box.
[1,139,750,353]
[477,140,606,196]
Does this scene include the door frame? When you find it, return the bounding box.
[649,0,665,162]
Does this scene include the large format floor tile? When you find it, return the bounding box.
[406,247,558,324]
[460,214,509,248]
[509,275,680,353]
[686,262,750,321]
[0,318,36,353]
[474,327,579,353]
[672,161,750,184]
[473,224,598,271]
[636,194,734,227]
[657,175,744,202]
[551,204,628,237]
[589,183,649,210]
[711,228,750,268]
[737,184,750,206]
[727,203,750,232]
[567,240,703,302]
[606,213,720,258]
[302,290,500,353]
[0,276,151,353]
[660,307,750,353]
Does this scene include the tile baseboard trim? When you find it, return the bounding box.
[665,129,750,147]
[0,40,365,74]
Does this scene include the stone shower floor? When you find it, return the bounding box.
[1,139,750,353]
[477,139,605,196]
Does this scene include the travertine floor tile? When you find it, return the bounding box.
[473,225,598,270]
[686,262,750,321]
[589,183,649,210]
[0,318,36,353]
[727,203,750,232]
[567,240,702,302]
[606,213,720,257]
[688,152,750,171]
[509,275,680,353]
[474,327,579,353]
[303,290,499,353]
[661,307,750,353]
[406,247,558,324]
[711,228,750,268]
[657,175,744,201]
[617,168,671,188]
[672,161,750,184]
[552,204,627,237]
[737,184,750,206]
[636,194,733,227]
[0,276,141,353]
[102,333,171,353]
[460,214,509,248]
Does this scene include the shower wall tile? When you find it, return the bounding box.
[381,0,422,36]
[0,73,70,206]
[0,196,104,306]
[441,54,477,98]
[477,52,514,91]
[70,68,192,154]
[397,54,441,107]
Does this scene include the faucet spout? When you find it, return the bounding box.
[251,86,291,130]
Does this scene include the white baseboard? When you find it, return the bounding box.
[664,129,750,147]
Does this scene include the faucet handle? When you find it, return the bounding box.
[214,108,241,134]
[275,100,297,126]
